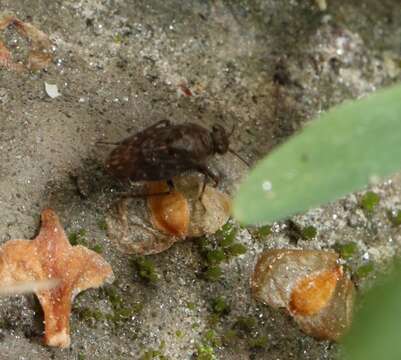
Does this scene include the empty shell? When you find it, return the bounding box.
[252,249,355,341]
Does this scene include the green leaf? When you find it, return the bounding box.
[342,261,401,360]
[233,84,401,224]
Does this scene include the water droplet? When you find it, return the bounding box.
[262,181,272,192]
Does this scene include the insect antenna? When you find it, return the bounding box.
[228,148,250,167]
[225,123,249,166]
[95,141,121,146]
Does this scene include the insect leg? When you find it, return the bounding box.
[118,180,174,199]
[145,119,171,131]
[200,173,207,199]
[198,165,219,186]
[166,179,175,192]
[155,119,171,127]
[96,141,121,146]
[197,165,219,199]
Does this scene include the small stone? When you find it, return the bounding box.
[252,249,355,341]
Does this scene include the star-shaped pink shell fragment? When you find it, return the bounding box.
[0,209,114,348]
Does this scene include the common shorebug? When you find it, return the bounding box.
[100,120,248,195]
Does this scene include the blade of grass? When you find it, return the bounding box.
[233,84,401,225]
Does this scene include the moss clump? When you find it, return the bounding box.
[91,244,103,254]
[97,219,108,231]
[207,313,221,327]
[75,307,104,326]
[234,316,257,332]
[112,304,143,321]
[225,243,247,256]
[257,225,271,237]
[140,349,168,360]
[204,329,221,347]
[78,353,86,360]
[195,330,221,360]
[248,335,268,350]
[221,329,238,346]
[132,257,159,284]
[199,221,247,282]
[211,296,230,316]
[286,220,317,243]
[69,228,104,253]
[360,191,380,214]
[104,287,124,308]
[175,330,183,338]
[141,342,168,360]
[203,266,223,282]
[68,228,88,246]
[217,223,237,247]
[187,302,196,311]
[102,286,143,326]
[195,344,216,360]
[356,262,375,278]
[387,209,401,227]
[301,225,317,239]
[114,33,123,44]
[335,242,358,260]
[205,249,226,264]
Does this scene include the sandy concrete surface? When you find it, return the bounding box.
[0,0,400,359]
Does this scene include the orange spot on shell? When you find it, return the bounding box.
[289,267,342,316]
[147,181,190,237]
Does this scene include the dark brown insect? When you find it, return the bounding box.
[102,120,246,189]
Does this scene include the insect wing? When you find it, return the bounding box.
[106,136,143,180]
[141,129,197,167]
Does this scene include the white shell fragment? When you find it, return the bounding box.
[252,249,355,341]
[45,82,61,98]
